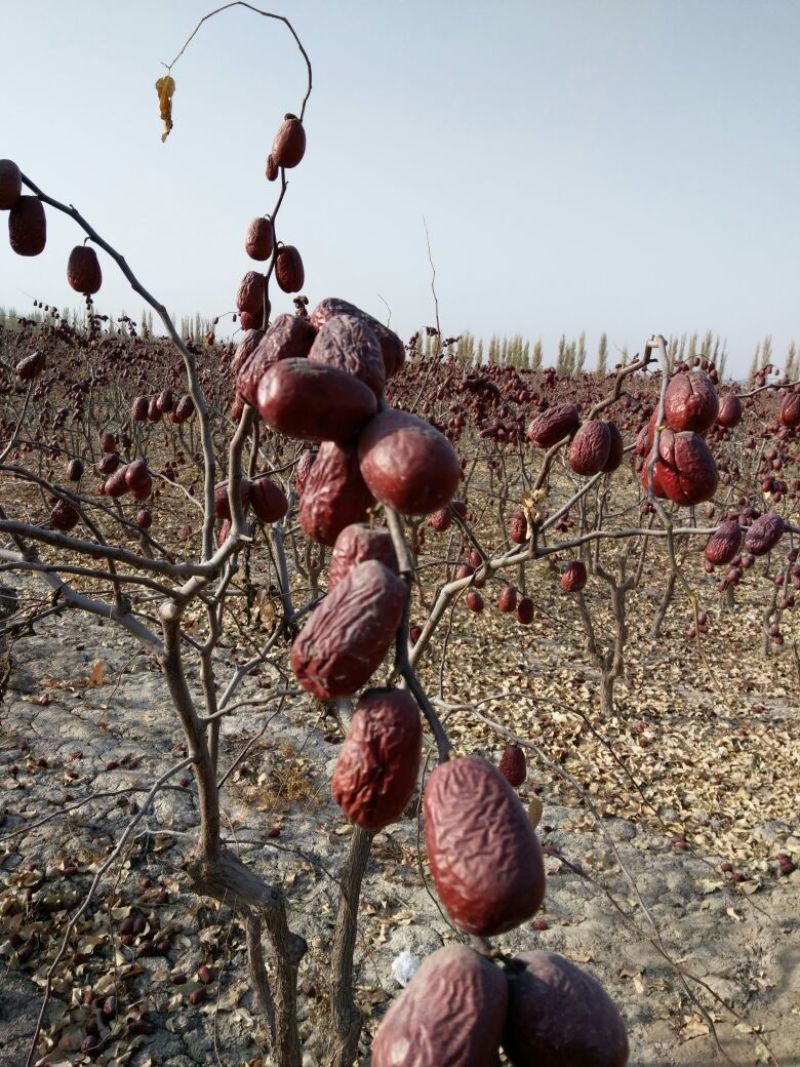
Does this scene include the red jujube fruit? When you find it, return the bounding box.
[291,560,406,699]
[424,756,546,936]
[372,944,508,1067]
[332,688,421,831]
[357,409,461,516]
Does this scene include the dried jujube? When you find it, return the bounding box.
[309,297,405,379]
[237,315,316,406]
[256,358,377,443]
[371,944,508,1067]
[568,421,611,477]
[328,524,398,590]
[717,394,742,428]
[244,216,274,261]
[308,313,385,398]
[357,409,461,516]
[561,560,587,592]
[67,245,102,295]
[424,756,546,936]
[526,404,580,448]
[291,560,406,700]
[508,509,528,544]
[275,245,304,293]
[271,114,306,169]
[503,951,629,1067]
[9,195,46,256]
[602,421,624,472]
[745,513,785,556]
[236,271,266,316]
[299,442,375,546]
[498,585,517,613]
[0,159,22,210]
[294,450,317,496]
[332,688,421,831]
[250,476,288,524]
[230,329,265,376]
[664,371,718,433]
[499,744,526,787]
[704,520,741,566]
[171,395,195,423]
[213,478,251,521]
[643,429,718,506]
[50,499,80,532]
[779,392,800,429]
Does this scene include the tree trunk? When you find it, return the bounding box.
[326,826,373,1067]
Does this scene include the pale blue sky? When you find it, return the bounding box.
[2,0,799,376]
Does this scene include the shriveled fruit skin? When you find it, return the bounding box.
[275,245,305,293]
[309,297,405,379]
[664,371,719,433]
[131,396,149,421]
[357,410,461,516]
[308,314,385,398]
[332,688,421,830]
[294,450,317,496]
[250,476,288,524]
[0,159,22,209]
[516,597,534,624]
[67,245,102,295]
[568,421,611,476]
[231,329,266,376]
[499,744,526,787]
[779,392,800,429]
[291,560,406,699]
[644,429,718,506]
[602,421,624,472]
[635,409,658,457]
[508,509,528,544]
[372,944,508,1067]
[237,315,316,406]
[745,513,785,556]
[256,359,377,443]
[717,394,742,428]
[244,216,274,261]
[50,499,80,532]
[503,951,629,1067]
[704,520,742,565]
[299,442,375,546]
[236,271,266,316]
[424,756,546,936]
[526,404,580,448]
[561,560,587,592]
[9,195,46,255]
[271,114,306,168]
[328,524,398,590]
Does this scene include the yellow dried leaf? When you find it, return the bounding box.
[89,659,106,686]
[155,75,176,142]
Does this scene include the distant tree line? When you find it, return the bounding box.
[0,306,214,344]
[428,327,797,383]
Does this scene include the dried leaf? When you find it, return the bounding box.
[155,75,175,142]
